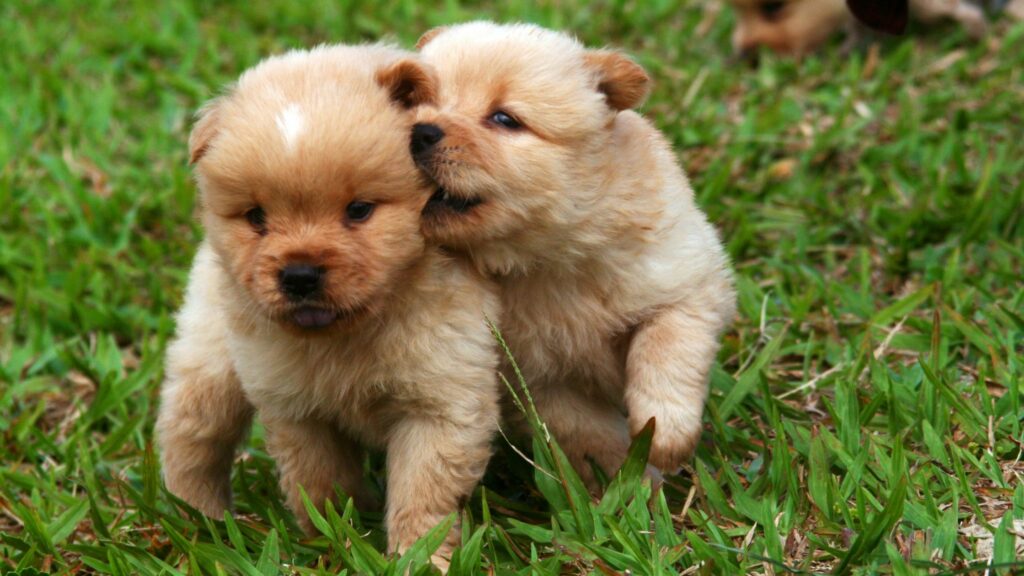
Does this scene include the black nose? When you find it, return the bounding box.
[410,123,445,158]
[279,264,324,301]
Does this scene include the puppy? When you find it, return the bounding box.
[726,0,987,57]
[155,44,500,566]
[411,23,736,485]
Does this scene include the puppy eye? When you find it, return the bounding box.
[245,206,267,235]
[489,111,523,130]
[345,201,375,223]
[759,1,786,20]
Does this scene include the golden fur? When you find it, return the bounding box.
[726,0,987,57]
[412,22,736,484]
[156,44,500,568]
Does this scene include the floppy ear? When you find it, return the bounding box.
[415,26,448,50]
[584,50,652,111]
[376,58,437,108]
[846,0,909,34]
[189,100,223,165]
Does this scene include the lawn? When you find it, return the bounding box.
[1,0,1023,574]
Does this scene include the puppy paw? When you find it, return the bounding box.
[648,436,697,473]
[629,408,701,472]
[563,439,631,492]
[165,473,232,519]
[430,552,451,573]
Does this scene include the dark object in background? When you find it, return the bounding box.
[847,0,910,33]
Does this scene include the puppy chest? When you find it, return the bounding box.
[230,338,395,426]
[500,288,630,387]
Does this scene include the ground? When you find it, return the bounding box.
[1,1,1022,574]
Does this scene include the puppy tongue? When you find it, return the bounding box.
[292,307,338,329]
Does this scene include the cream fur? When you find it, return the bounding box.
[414,22,737,482]
[156,44,500,569]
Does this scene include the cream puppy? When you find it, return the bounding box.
[726,0,987,57]
[410,23,736,484]
[156,44,500,565]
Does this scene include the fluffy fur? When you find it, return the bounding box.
[725,0,987,57]
[412,22,736,484]
[156,44,500,567]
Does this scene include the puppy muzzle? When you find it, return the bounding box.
[411,123,445,165]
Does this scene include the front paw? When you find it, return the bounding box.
[388,513,461,569]
[430,552,451,573]
[647,433,697,473]
[629,409,702,472]
[165,471,232,518]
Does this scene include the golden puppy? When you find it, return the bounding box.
[411,23,736,485]
[156,44,500,566]
[726,0,987,57]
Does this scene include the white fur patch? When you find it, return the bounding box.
[275,104,305,151]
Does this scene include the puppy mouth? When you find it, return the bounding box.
[423,187,483,216]
[291,306,338,329]
[287,305,363,331]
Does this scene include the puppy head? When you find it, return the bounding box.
[725,0,851,57]
[190,45,436,334]
[411,22,650,267]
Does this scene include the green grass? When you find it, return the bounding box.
[2,0,1023,574]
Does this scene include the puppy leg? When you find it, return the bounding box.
[157,260,252,519]
[157,242,255,517]
[385,402,498,569]
[625,305,728,472]
[157,363,252,517]
[262,418,369,534]
[529,386,633,489]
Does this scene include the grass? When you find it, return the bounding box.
[1,0,1022,574]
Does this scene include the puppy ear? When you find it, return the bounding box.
[846,0,909,34]
[584,50,652,111]
[376,58,437,108]
[189,100,223,165]
[415,26,448,50]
